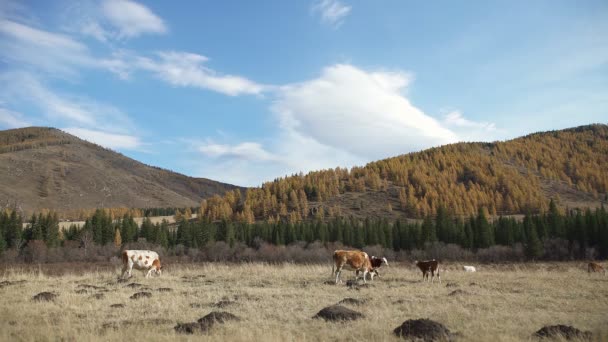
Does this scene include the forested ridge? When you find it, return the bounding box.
[199,124,608,223]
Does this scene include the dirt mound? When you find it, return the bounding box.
[75,289,88,294]
[338,298,367,306]
[174,311,241,334]
[313,305,364,321]
[110,304,125,308]
[91,293,105,300]
[323,280,336,285]
[469,282,481,287]
[190,303,204,308]
[445,282,458,288]
[448,290,468,296]
[33,292,57,302]
[125,283,143,288]
[157,287,173,292]
[130,292,152,299]
[533,325,592,340]
[393,318,453,341]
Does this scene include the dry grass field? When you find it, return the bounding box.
[1,262,607,341]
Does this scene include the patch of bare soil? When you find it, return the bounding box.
[448,290,469,296]
[91,293,104,300]
[110,304,125,308]
[533,325,592,340]
[125,283,142,288]
[393,318,453,341]
[32,292,57,302]
[174,312,240,334]
[130,292,152,299]
[445,282,458,288]
[313,305,364,321]
[157,287,172,292]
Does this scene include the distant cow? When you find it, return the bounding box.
[588,262,606,275]
[357,255,389,280]
[415,259,441,283]
[122,250,162,279]
[463,265,476,272]
[332,250,373,284]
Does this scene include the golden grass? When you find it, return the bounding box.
[0,262,607,341]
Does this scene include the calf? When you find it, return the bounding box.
[357,255,389,280]
[332,250,373,284]
[463,265,476,272]
[588,262,606,275]
[122,250,162,279]
[415,259,441,283]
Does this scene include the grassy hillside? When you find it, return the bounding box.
[0,127,240,215]
[201,124,608,222]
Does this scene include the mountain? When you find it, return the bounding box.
[0,127,241,215]
[200,124,608,222]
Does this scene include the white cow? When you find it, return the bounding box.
[121,250,162,279]
[463,265,476,272]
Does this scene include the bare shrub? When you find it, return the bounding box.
[22,240,47,263]
[477,245,524,263]
[543,238,571,261]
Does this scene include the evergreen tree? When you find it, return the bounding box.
[475,207,493,248]
[525,220,543,260]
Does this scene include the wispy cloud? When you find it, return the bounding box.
[101,0,167,39]
[62,127,142,150]
[444,110,496,131]
[312,0,351,27]
[0,107,31,128]
[136,51,266,96]
[199,142,279,161]
[0,18,129,78]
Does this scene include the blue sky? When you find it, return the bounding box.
[0,0,606,186]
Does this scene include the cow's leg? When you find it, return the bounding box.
[362,270,368,284]
[145,268,153,278]
[121,263,129,279]
[335,266,342,284]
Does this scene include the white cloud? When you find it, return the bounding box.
[0,107,31,128]
[273,64,458,159]
[199,142,279,162]
[0,19,129,78]
[0,72,135,134]
[101,0,167,38]
[444,110,496,131]
[136,51,266,96]
[62,127,141,150]
[312,0,351,27]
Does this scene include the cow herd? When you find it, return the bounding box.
[120,249,606,283]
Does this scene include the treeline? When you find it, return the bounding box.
[1,200,607,262]
[197,124,607,222]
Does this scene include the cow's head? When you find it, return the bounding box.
[152,259,162,276]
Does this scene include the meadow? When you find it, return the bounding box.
[0,262,606,341]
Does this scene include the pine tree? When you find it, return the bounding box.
[475,207,493,248]
[525,221,543,260]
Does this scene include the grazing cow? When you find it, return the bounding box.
[415,259,441,283]
[588,262,606,275]
[332,250,373,284]
[463,265,476,272]
[357,255,389,280]
[121,250,162,279]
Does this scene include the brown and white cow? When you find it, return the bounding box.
[415,259,441,283]
[357,255,389,280]
[332,250,373,284]
[588,262,606,275]
[121,250,162,279]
